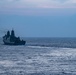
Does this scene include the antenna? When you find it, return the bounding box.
[12,28,14,31]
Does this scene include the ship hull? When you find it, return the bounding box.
[3,41,26,45]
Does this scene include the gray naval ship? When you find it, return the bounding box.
[3,30,26,45]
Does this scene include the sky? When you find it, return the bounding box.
[0,0,76,37]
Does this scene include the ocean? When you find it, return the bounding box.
[0,37,76,75]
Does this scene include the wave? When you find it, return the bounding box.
[27,45,53,49]
[26,42,76,48]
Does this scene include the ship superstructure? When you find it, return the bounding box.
[3,30,26,45]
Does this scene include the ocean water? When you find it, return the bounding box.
[0,38,76,75]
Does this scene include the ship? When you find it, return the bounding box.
[3,30,26,45]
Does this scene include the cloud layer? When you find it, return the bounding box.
[0,0,76,15]
[0,0,76,8]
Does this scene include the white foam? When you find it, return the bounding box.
[0,60,16,67]
[27,46,54,49]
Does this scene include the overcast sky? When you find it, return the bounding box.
[0,0,76,37]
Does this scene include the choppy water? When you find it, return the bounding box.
[0,38,76,75]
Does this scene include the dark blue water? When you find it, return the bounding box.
[25,37,76,48]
